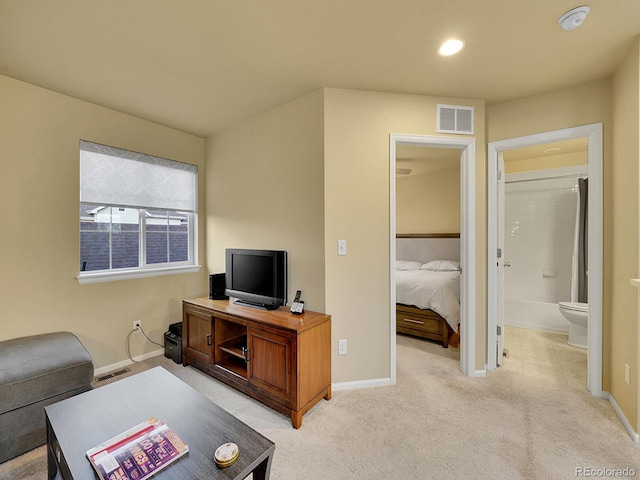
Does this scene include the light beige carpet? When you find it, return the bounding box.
[2,335,638,479]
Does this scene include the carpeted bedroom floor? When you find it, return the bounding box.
[1,334,638,480]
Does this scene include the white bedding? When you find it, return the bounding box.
[395,269,460,331]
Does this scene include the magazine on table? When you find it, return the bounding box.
[86,417,188,480]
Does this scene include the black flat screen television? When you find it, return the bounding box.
[225,248,287,310]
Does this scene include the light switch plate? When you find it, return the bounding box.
[338,240,347,256]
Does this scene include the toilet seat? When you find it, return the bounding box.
[559,302,588,313]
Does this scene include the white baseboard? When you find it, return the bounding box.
[607,391,640,444]
[332,377,393,391]
[93,348,164,376]
[332,368,488,390]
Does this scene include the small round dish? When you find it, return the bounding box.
[214,442,239,468]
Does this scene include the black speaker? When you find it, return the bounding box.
[209,273,228,300]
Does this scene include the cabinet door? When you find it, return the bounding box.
[183,308,213,363]
[247,328,293,404]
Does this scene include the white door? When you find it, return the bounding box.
[496,154,505,366]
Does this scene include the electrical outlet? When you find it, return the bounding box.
[338,339,347,355]
[625,364,630,385]
[133,320,142,333]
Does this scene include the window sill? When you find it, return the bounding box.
[77,265,201,284]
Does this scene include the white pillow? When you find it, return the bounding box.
[420,260,460,272]
[395,260,422,271]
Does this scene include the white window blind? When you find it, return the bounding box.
[80,140,197,212]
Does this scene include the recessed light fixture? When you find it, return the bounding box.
[558,6,590,30]
[438,38,465,57]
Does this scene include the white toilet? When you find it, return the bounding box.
[558,302,588,349]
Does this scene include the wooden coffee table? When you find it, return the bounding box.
[45,366,275,479]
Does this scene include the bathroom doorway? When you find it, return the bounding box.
[487,124,603,396]
[500,138,588,387]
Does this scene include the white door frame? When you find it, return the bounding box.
[390,134,477,379]
[487,123,603,397]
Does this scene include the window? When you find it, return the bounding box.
[78,141,199,283]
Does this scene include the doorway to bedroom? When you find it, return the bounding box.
[390,134,476,379]
[395,146,461,355]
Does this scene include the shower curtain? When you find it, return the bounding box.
[577,178,588,302]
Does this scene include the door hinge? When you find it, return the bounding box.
[497,170,502,181]
[497,325,502,336]
[497,248,502,259]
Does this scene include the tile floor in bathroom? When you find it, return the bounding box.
[501,325,587,389]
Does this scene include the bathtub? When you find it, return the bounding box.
[504,298,570,333]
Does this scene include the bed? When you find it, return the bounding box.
[395,234,461,348]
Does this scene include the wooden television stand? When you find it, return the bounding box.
[182,297,331,428]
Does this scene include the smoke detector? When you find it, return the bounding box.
[558,6,590,30]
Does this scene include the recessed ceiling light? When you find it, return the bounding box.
[438,39,465,57]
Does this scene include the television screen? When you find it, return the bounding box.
[231,253,273,297]
[225,249,287,310]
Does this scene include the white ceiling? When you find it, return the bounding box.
[1,1,638,137]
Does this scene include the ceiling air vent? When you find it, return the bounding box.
[437,104,474,135]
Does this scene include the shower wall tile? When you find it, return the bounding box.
[504,166,588,303]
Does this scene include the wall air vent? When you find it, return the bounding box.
[437,104,474,135]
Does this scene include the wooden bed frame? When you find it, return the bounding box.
[395,233,459,348]
[396,303,454,348]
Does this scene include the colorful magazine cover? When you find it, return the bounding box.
[86,418,188,480]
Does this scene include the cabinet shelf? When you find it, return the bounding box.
[216,357,247,378]
[217,335,248,360]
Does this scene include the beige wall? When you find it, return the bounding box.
[396,167,461,234]
[0,75,207,369]
[491,58,640,433]
[206,87,486,384]
[611,41,640,429]
[487,78,612,142]
[487,77,639,418]
[324,88,486,382]
[205,90,326,312]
